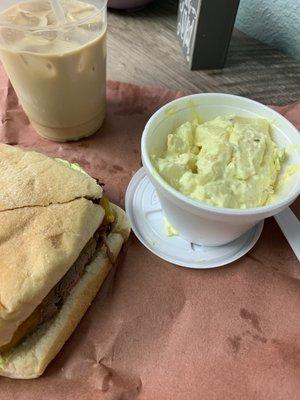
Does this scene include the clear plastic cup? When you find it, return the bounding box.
[0,0,107,142]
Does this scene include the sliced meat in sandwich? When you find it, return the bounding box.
[0,144,130,379]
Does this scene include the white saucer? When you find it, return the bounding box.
[125,168,264,269]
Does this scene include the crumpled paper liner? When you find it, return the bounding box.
[0,65,299,400]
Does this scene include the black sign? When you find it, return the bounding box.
[177,0,199,65]
[177,0,240,70]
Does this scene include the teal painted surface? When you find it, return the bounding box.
[236,0,300,59]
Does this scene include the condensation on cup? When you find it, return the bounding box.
[0,0,107,142]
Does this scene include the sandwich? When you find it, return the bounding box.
[0,144,130,379]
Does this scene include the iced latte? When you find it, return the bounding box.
[0,0,107,141]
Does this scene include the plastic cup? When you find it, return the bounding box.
[0,0,107,142]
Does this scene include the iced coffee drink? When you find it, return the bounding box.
[0,0,107,141]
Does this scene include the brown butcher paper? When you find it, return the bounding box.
[0,65,299,400]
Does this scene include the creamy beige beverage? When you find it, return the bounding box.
[0,0,107,141]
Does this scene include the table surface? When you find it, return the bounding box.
[107,0,300,106]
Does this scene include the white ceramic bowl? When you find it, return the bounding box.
[141,93,300,246]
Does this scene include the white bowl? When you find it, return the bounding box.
[141,93,300,246]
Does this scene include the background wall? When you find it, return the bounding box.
[235,0,300,60]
